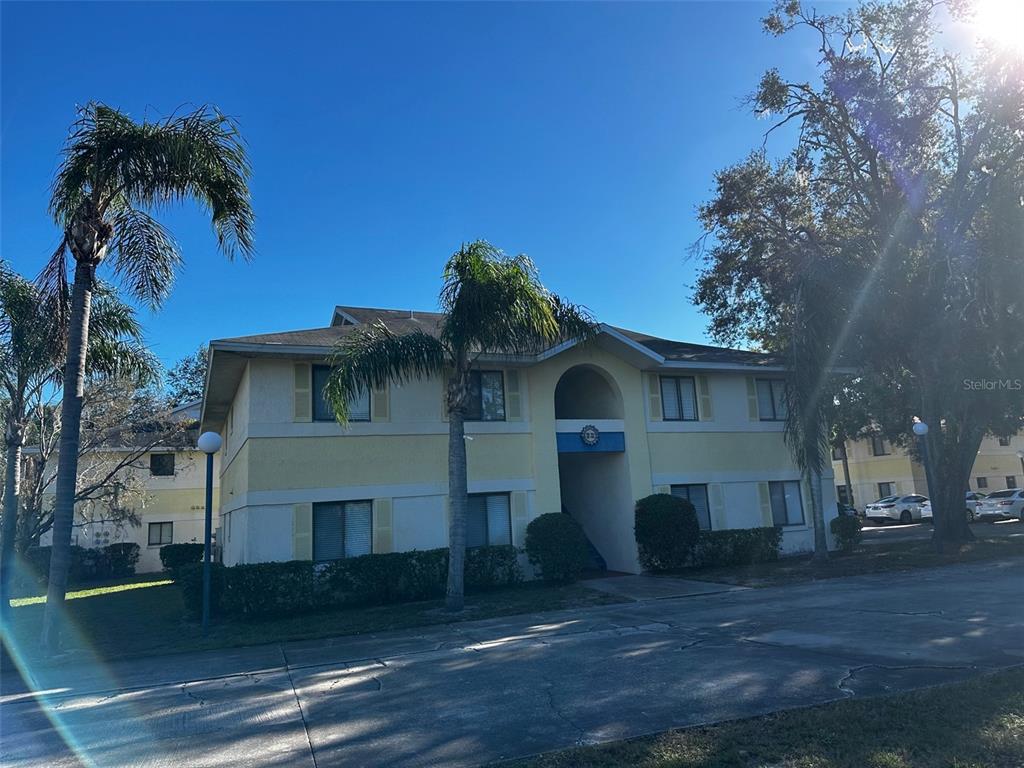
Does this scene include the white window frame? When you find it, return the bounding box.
[312,364,370,422]
[755,379,787,421]
[312,500,373,562]
[768,480,804,527]
[466,492,512,547]
[148,521,173,546]
[659,376,699,422]
[466,370,506,422]
[670,484,711,530]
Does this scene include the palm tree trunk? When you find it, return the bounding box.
[445,386,468,612]
[840,447,854,508]
[810,467,828,560]
[1,428,24,621]
[41,260,95,653]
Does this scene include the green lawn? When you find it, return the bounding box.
[502,667,1024,768]
[5,577,626,664]
[683,533,1024,588]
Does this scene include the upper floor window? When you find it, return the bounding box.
[769,480,804,526]
[670,484,711,529]
[977,476,989,489]
[1008,476,1019,489]
[871,435,888,456]
[313,500,372,561]
[877,481,895,498]
[150,453,175,477]
[312,365,370,422]
[466,370,505,422]
[660,376,698,421]
[467,493,512,547]
[755,379,787,421]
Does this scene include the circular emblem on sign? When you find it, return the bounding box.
[580,424,600,446]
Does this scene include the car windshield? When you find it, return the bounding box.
[985,490,1017,499]
[874,496,899,503]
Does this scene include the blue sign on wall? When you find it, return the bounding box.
[556,431,625,453]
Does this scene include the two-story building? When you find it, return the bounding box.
[201,306,838,574]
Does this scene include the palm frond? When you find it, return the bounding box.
[107,204,182,308]
[85,338,159,386]
[325,324,447,424]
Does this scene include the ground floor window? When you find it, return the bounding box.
[836,486,852,506]
[1008,476,1019,489]
[977,477,989,489]
[148,522,173,546]
[670,484,711,530]
[313,500,372,561]
[769,481,804,526]
[467,493,512,547]
[877,481,895,498]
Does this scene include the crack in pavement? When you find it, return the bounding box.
[280,644,319,768]
[543,682,590,747]
[836,663,978,696]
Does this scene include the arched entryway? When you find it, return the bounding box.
[554,364,635,572]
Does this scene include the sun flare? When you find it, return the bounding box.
[969,0,1024,54]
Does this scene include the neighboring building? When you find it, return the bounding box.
[832,432,1024,508]
[39,401,220,573]
[201,306,838,574]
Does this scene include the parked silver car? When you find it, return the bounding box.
[864,494,929,524]
[977,489,1024,522]
[920,492,986,522]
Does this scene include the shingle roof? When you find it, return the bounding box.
[214,305,777,367]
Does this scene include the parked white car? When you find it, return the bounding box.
[976,489,1024,522]
[863,494,929,524]
[920,492,987,522]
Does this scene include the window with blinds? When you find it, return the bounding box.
[659,377,698,421]
[148,522,173,546]
[670,484,711,529]
[313,500,373,561]
[756,379,787,421]
[768,481,803,526]
[466,371,505,421]
[312,365,370,422]
[466,493,512,547]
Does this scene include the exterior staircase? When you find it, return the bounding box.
[562,505,607,572]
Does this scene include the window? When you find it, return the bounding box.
[998,437,1011,446]
[313,500,372,561]
[831,445,846,461]
[755,379,787,421]
[148,522,173,546]
[466,370,505,421]
[1008,476,1019,489]
[467,493,512,547]
[660,377,698,421]
[670,484,711,530]
[877,481,895,498]
[312,365,370,422]
[836,485,851,506]
[905,495,927,503]
[977,476,989,489]
[870,436,889,456]
[149,453,175,476]
[769,481,804,526]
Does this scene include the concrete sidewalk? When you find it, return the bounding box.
[3,560,1022,767]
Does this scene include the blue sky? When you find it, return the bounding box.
[1,1,820,370]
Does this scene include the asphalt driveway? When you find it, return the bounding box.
[860,517,1023,545]
[3,559,1022,767]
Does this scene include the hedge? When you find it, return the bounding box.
[177,545,521,620]
[19,543,141,588]
[634,494,701,572]
[691,527,781,568]
[160,543,205,571]
[830,514,863,553]
[524,513,590,583]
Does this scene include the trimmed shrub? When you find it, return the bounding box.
[160,543,205,571]
[104,543,140,577]
[634,494,701,572]
[178,546,522,621]
[692,527,782,568]
[830,514,863,553]
[524,514,590,583]
[19,545,120,587]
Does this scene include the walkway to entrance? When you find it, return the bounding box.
[584,573,747,601]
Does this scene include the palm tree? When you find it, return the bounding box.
[1,263,154,619]
[325,242,593,611]
[39,103,254,651]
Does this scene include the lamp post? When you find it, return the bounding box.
[912,419,937,528]
[197,431,222,636]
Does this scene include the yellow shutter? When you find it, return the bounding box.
[697,375,714,421]
[647,374,663,421]
[746,377,760,421]
[654,484,671,495]
[373,498,393,553]
[294,363,312,422]
[371,383,390,422]
[510,491,529,547]
[757,482,774,527]
[292,503,313,560]
[708,483,726,529]
[505,369,522,421]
